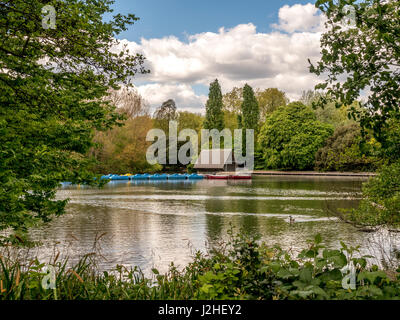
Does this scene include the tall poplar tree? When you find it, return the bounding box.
[241,84,260,133]
[204,79,224,131]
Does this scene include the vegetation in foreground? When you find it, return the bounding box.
[1,230,400,300]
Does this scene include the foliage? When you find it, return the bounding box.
[240,84,260,133]
[312,0,400,227]
[106,87,149,119]
[0,0,147,240]
[177,111,204,134]
[153,99,178,133]
[2,231,400,300]
[204,79,224,131]
[223,87,288,121]
[311,0,400,142]
[300,90,358,129]
[91,116,160,174]
[222,87,243,113]
[257,102,334,170]
[378,118,400,162]
[315,124,381,172]
[343,161,400,227]
[223,110,239,134]
[256,88,288,121]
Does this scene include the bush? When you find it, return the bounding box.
[257,102,333,170]
[315,124,381,172]
[344,161,400,227]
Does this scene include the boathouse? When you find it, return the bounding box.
[194,149,237,173]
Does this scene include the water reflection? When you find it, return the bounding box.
[27,176,383,274]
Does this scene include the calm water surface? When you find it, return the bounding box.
[27,176,387,274]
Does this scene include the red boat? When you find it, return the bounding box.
[205,174,252,180]
[205,175,230,180]
[230,175,252,180]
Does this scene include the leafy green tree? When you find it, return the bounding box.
[315,124,381,172]
[256,88,288,120]
[257,102,333,170]
[204,79,224,131]
[0,0,147,243]
[177,111,204,134]
[223,87,288,121]
[300,90,360,129]
[311,0,400,140]
[311,0,400,227]
[222,87,243,113]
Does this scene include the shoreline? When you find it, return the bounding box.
[234,171,377,177]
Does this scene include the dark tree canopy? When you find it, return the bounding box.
[0,0,147,242]
[310,0,400,142]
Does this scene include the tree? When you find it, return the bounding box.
[240,84,260,132]
[257,102,333,170]
[256,88,288,120]
[92,115,158,174]
[153,99,178,133]
[223,110,239,134]
[0,0,147,243]
[222,87,243,113]
[300,90,359,129]
[310,0,400,141]
[107,87,149,119]
[223,87,289,121]
[311,0,400,227]
[91,89,156,174]
[315,123,381,172]
[177,111,204,134]
[204,79,224,131]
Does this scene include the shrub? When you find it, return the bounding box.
[344,161,400,227]
[315,124,381,172]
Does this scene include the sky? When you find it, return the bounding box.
[108,0,326,113]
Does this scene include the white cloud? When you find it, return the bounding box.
[271,3,326,33]
[136,83,207,114]
[116,3,326,111]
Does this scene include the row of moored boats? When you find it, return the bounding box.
[101,173,204,181]
[101,173,252,181]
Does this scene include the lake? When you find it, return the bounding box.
[27,175,392,274]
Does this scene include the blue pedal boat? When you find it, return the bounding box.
[168,173,186,180]
[188,173,204,180]
[111,175,129,181]
[149,173,168,180]
[131,174,150,180]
